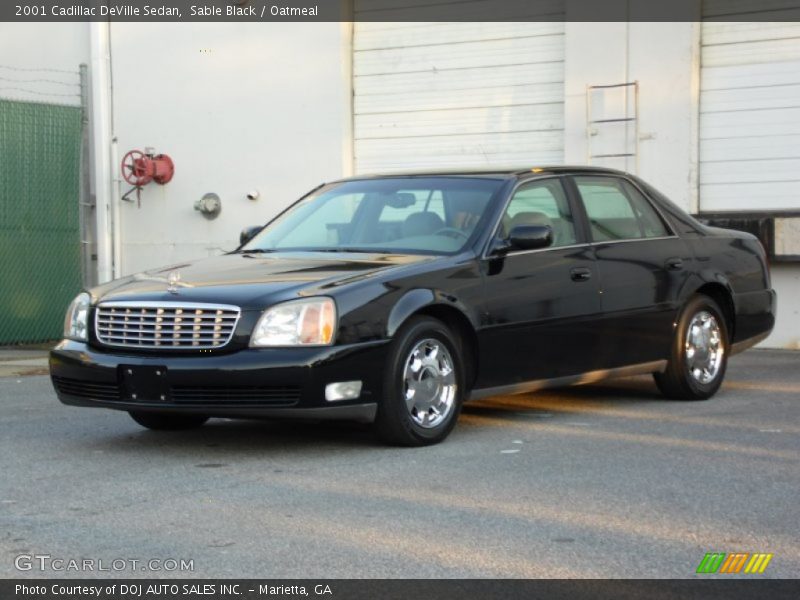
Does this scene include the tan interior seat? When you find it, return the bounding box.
[402,212,445,238]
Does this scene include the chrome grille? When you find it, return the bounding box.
[95,302,240,349]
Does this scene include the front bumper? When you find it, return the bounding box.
[49,339,390,422]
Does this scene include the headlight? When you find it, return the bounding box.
[250,297,336,347]
[63,292,91,341]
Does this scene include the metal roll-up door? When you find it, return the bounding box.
[700,2,800,211]
[352,1,566,174]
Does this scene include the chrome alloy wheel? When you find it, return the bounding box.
[685,310,724,384]
[403,338,457,428]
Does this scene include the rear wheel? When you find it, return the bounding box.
[374,316,465,446]
[654,295,729,400]
[129,411,209,431]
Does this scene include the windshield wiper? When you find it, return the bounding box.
[310,247,376,253]
[237,247,377,255]
[236,248,276,254]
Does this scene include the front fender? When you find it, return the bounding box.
[386,288,479,338]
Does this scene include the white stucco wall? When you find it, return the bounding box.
[107,22,350,276]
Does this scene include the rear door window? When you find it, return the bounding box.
[574,176,670,241]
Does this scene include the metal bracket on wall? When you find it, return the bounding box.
[586,81,639,173]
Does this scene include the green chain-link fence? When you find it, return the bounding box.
[0,98,83,344]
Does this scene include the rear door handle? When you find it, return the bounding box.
[666,257,684,271]
[570,267,592,282]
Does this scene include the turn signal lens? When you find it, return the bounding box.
[250,297,337,347]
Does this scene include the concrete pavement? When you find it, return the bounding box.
[0,346,50,378]
[0,349,798,578]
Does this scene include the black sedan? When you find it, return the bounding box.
[50,167,776,446]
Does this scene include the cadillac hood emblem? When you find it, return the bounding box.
[166,271,181,294]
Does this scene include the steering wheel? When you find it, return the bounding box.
[434,227,469,241]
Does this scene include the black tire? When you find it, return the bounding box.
[374,316,465,446]
[129,411,209,431]
[654,294,729,400]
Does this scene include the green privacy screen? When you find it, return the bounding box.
[0,98,82,344]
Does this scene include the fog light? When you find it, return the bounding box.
[325,381,362,402]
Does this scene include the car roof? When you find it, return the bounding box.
[331,165,630,183]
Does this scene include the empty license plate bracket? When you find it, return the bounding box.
[121,366,169,402]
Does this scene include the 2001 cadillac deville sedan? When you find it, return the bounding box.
[51,167,776,446]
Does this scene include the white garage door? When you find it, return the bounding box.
[352,2,565,174]
[700,2,800,211]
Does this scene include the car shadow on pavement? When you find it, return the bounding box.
[78,376,666,454]
[458,376,679,434]
[67,377,668,458]
[91,417,382,454]
[463,376,664,412]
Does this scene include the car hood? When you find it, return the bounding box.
[91,252,437,309]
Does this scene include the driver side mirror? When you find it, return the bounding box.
[240,225,262,246]
[507,225,553,251]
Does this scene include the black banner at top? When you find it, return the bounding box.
[4,0,800,22]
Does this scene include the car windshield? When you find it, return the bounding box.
[241,177,505,255]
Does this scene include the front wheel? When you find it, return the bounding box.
[654,295,729,400]
[129,411,209,431]
[374,316,465,446]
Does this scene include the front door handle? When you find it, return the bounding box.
[666,257,684,271]
[570,267,592,282]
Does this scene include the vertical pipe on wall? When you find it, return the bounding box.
[108,24,122,278]
[89,22,114,283]
[110,139,122,277]
[78,63,95,288]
